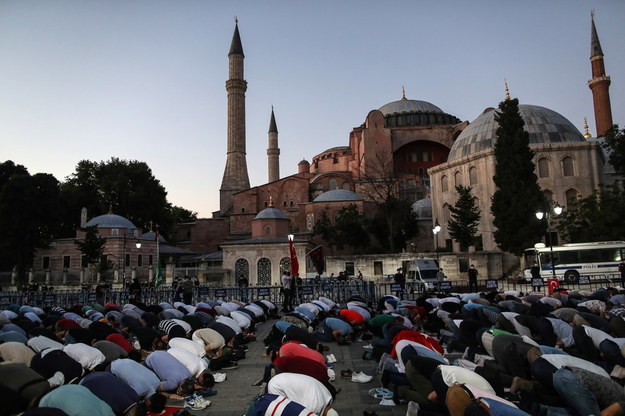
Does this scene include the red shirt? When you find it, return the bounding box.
[339,309,365,324]
[390,329,444,358]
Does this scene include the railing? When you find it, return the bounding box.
[0,273,618,309]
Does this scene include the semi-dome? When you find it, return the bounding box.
[254,207,289,220]
[379,99,444,115]
[313,189,363,203]
[412,198,432,219]
[448,104,585,162]
[84,213,137,230]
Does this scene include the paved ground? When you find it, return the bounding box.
[173,318,409,416]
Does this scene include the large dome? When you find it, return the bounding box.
[313,189,363,203]
[448,104,585,161]
[379,99,444,115]
[84,213,137,230]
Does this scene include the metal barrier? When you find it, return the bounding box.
[0,273,619,309]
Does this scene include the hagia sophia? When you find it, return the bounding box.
[32,14,615,287]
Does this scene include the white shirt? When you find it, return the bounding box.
[583,325,613,349]
[167,346,208,378]
[439,365,496,394]
[230,310,252,329]
[168,337,206,358]
[63,343,106,370]
[27,335,64,353]
[267,372,332,415]
[245,304,265,317]
[171,319,193,335]
[216,315,242,335]
[541,354,610,378]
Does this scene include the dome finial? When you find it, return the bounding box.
[269,196,274,207]
[504,79,510,100]
[235,16,238,25]
[583,117,592,138]
[401,86,407,100]
[108,205,113,214]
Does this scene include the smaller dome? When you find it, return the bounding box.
[412,198,432,219]
[313,189,363,203]
[298,159,310,165]
[254,207,289,220]
[141,231,167,243]
[84,213,137,230]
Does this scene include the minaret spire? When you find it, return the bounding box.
[588,11,613,137]
[267,106,280,183]
[220,20,250,215]
[504,79,510,100]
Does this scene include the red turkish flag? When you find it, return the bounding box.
[289,236,299,276]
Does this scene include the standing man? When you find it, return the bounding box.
[182,275,194,305]
[530,262,543,293]
[436,268,446,292]
[394,267,405,296]
[281,271,292,313]
[619,259,625,288]
[467,264,478,293]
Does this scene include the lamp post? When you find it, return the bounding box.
[535,203,563,278]
[432,219,441,264]
[122,230,142,283]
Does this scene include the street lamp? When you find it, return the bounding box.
[535,203,563,278]
[432,219,441,263]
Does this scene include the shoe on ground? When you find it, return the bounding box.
[351,371,373,383]
[363,344,374,350]
[326,354,337,363]
[212,372,227,383]
[184,395,209,411]
[368,387,393,399]
[327,368,336,382]
[196,388,217,397]
[252,376,265,386]
[340,369,353,378]
[329,353,337,362]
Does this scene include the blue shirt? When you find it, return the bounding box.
[324,318,352,335]
[39,384,115,416]
[144,350,191,392]
[80,371,139,416]
[110,358,161,398]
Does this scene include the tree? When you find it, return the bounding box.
[555,183,625,242]
[171,205,198,223]
[313,204,370,254]
[0,172,61,285]
[448,185,481,250]
[59,158,175,238]
[357,150,419,252]
[602,125,625,177]
[74,225,107,282]
[491,98,546,255]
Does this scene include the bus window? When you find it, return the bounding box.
[539,252,559,268]
[559,251,579,264]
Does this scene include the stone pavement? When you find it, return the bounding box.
[177,318,409,416]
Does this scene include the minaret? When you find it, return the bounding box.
[588,11,613,137]
[267,107,280,183]
[220,19,250,215]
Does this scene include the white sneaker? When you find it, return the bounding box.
[327,368,336,382]
[213,372,227,383]
[326,354,337,363]
[363,344,374,350]
[351,371,373,383]
[47,371,65,388]
[329,353,337,362]
[184,395,209,410]
[406,401,420,416]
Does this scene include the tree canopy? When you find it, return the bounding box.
[313,204,370,254]
[0,170,61,283]
[448,185,481,251]
[602,125,625,177]
[490,98,546,255]
[555,182,625,242]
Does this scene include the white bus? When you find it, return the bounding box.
[523,241,625,284]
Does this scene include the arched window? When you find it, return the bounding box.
[263,225,272,235]
[257,258,272,286]
[342,182,350,191]
[441,175,449,193]
[469,167,478,185]
[538,157,550,178]
[235,259,249,284]
[565,188,579,206]
[454,171,463,187]
[543,189,554,202]
[279,257,291,275]
[562,157,575,177]
[328,178,337,190]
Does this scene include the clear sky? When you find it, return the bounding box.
[1,1,623,218]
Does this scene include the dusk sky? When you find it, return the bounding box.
[1,1,623,218]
